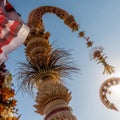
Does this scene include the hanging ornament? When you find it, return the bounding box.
[78,31,94,48]
[100,77,120,111]
[89,46,114,74]
[78,30,114,74]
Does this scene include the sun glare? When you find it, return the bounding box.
[107,84,120,111]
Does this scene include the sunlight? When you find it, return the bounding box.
[110,70,120,78]
[107,83,120,111]
[100,77,120,111]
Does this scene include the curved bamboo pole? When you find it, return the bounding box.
[27,6,79,34]
[18,5,115,119]
[19,6,78,120]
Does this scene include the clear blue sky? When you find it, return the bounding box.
[5,0,120,120]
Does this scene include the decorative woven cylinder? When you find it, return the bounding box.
[44,100,76,120]
[44,108,76,120]
[34,81,77,120]
[25,32,51,63]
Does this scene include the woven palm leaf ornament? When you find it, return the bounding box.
[17,5,116,119]
[26,6,115,75]
[78,31,114,74]
[78,30,118,111]
[99,77,120,111]
[18,6,79,120]
[0,0,117,119]
[21,6,79,91]
[78,22,117,111]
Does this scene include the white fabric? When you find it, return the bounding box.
[0,24,30,63]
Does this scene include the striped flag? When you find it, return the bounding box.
[0,0,30,63]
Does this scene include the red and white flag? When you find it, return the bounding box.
[0,0,29,63]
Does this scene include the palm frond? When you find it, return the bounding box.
[17,48,79,94]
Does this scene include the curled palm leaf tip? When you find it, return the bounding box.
[64,15,79,31]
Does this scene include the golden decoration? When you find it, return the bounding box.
[0,63,20,120]
[99,77,120,111]
[17,6,79,120]
[90,47,115,74]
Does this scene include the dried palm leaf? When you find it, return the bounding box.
[17,48,79,94]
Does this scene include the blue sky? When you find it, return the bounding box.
[5,0,120,120]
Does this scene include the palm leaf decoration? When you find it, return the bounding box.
[17,47,79,94]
